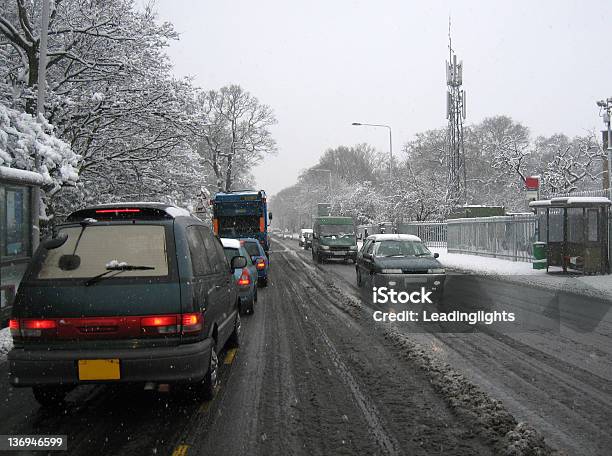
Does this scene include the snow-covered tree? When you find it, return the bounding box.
[0,103,79,216]
[195,85,277,192]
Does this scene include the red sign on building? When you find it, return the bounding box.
[525,176,540,190]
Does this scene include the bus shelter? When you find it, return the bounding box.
[529,196,611,274]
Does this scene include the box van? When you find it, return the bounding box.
[8,203,246,406]
[311,216,357,263]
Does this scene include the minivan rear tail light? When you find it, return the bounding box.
[237,269,251,286]
[255,258,266,270]
[140,315,178,335]
[181,313,203,334]
[259,216,265,232]
[16,318,58,338]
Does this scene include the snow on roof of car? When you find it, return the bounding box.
[221,238,241,248]
[301,228,313,233]
[367,234,422,242]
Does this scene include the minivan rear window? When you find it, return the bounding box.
[36,225,169,279]
[243,241,261,257]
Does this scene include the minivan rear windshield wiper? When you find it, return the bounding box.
[84,265,155,286]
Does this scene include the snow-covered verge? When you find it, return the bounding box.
[0,327,13,363]
[431,247,612,300]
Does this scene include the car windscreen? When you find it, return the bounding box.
[319,224,354,236]
[243,241,261,257]
[374,240,432,257]
[35,225,169,279]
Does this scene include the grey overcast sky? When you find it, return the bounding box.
[154,0,611,196]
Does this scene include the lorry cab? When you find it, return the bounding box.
[211,190,270,256]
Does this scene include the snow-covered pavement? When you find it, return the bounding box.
[431,247,612,300]
[0,327,13,363]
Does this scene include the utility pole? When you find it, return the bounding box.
[597,98,612,191]
[445,18,467,205]
[36,0,51,117]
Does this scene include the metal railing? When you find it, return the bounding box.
[398,221,447,247]
[447,215,537,262]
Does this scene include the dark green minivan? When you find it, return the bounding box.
[8,203,246,406]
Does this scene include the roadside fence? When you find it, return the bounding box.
[398,221,447,248]
[446,215,537,262]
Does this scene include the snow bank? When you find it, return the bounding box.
[431,247,612,300]
[0,327,13,363]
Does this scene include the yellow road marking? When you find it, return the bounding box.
[171,444,189,456]
[224,348,238,365]
[199,401,211,413]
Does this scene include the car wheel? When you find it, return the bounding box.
[32,386,69,407]
[259,277,268,287]
[228,313,242,348]
[356,268,362,287]
[248,294,255,314]
[201,342,219,400]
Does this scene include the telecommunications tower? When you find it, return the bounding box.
[445,21,467,203]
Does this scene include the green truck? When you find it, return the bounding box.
[311,216,358,264]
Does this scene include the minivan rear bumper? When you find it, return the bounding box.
[8,339,213,387]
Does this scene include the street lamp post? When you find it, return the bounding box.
[352,122,392,178]
[312,168,332,196]
[597,98,612,191]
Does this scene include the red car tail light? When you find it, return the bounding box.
[140,315,178,335]
[255,258,266,270]
[237,268,251,286]
[181,313,203,334]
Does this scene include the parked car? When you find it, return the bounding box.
[355,234,445,298]
[221,238,258,314]
[240,238,269,287]
[299,228,313,249]
[8,203,245,406]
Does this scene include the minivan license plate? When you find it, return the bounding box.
[78,359,120,380]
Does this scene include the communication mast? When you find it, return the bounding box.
[445,20,467,204]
